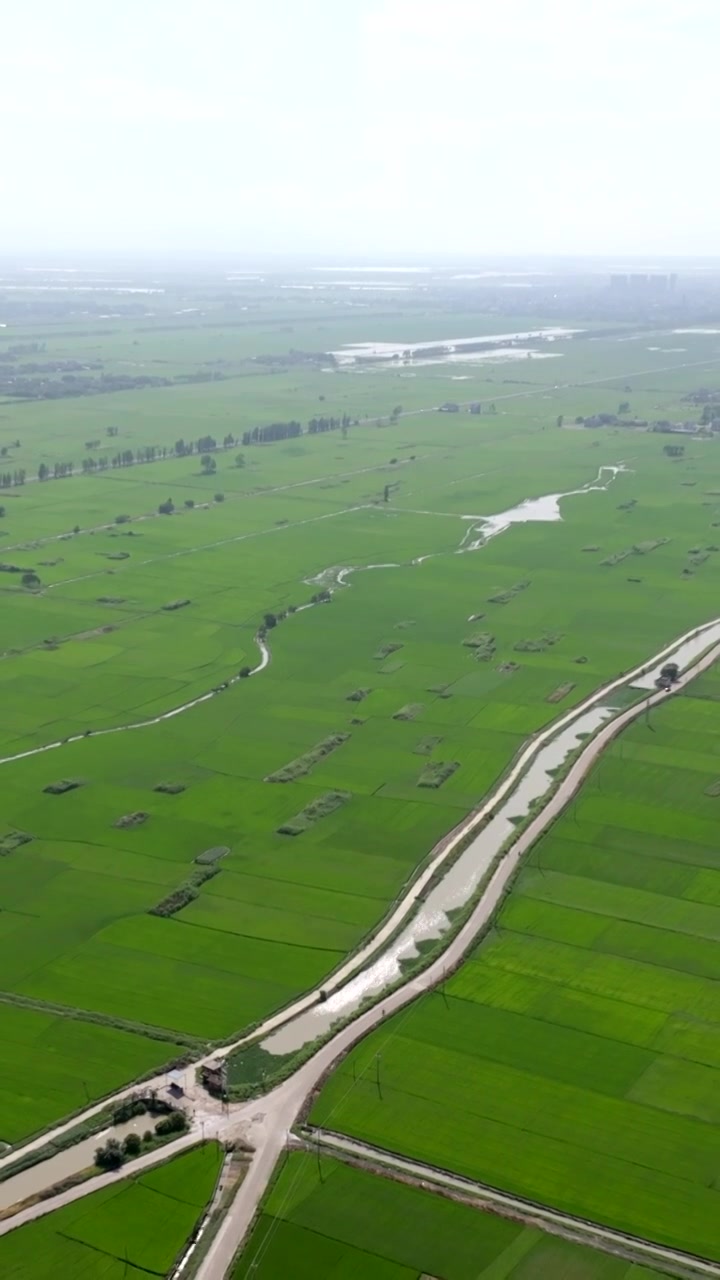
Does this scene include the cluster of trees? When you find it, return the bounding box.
[241,421,302,446]
[307,414,353,434]
[38,462,73,480]
[0,469,26,487]
[239,414,360,447]
[0,341,46,361]
[43,435,240,481]
[94,1108,188,1169]
[172,433,235,456]
[158,494,224,515]
[1,369,228,401]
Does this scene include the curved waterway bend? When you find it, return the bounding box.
[0,466,626,770]
[307,464,628,588]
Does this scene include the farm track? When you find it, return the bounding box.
[2,624,720,1280]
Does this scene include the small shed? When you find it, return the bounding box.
[167,1069,185,1098]
[201,1060,227,1094]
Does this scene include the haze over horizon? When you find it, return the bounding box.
[3,0,718,257]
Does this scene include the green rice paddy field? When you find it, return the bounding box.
[3,292,720,1148]
[0,1141,222,1278]
[236,1152,672,1280]
[311,668,720,1259]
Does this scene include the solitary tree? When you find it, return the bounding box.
[201,454,216,474]
[214,492,225,503]
[235,453,245,468]
[21,571,40,589]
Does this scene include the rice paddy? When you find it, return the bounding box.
[310,670,720,1259]
[3,276,720,1186]
[0,1141,222,1278]
[235,1152,673,1280]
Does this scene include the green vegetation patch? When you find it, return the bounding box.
[462,632,496,660]
[487,579,530,604]
[312,684,720,1260]
[0,829,32,856]
[546,682,575,704]
[0,1143,222,1279]
[150,866,219,917]
[346,687,371,702]
[195,845,230,865]
[266,732,350,782]
[277,790,351,836]
[393,703,424,722]
[43,779,81,795]
[633,538,669,553]
[414,736,443,756]
[514,632,563,653]
[113,811,149,829]
[374,642,403,660]
[154,781,186,794]
[418,761,460,789]
[162,598,191,611]
[235,1153,667,1280]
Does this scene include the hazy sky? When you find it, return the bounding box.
[2,0,718,256]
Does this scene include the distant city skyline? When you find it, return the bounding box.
[2,0,718,256]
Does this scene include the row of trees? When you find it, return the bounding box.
[0,469,26,487]
[241,421,302,446]
[2,369,229,402]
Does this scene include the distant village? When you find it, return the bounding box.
[578,388,720,437]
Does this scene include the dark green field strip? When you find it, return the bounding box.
[236,1153,676,1280]
[516,867,720,943]
[0,1143,222,1279]
[503,896,720,983]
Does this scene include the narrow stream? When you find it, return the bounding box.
[306,465,628,587]
[0,466,626,770]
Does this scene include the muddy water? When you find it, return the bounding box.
[261,705,616,1056]
[307,465,629,589]
[0,1116,147,1212]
